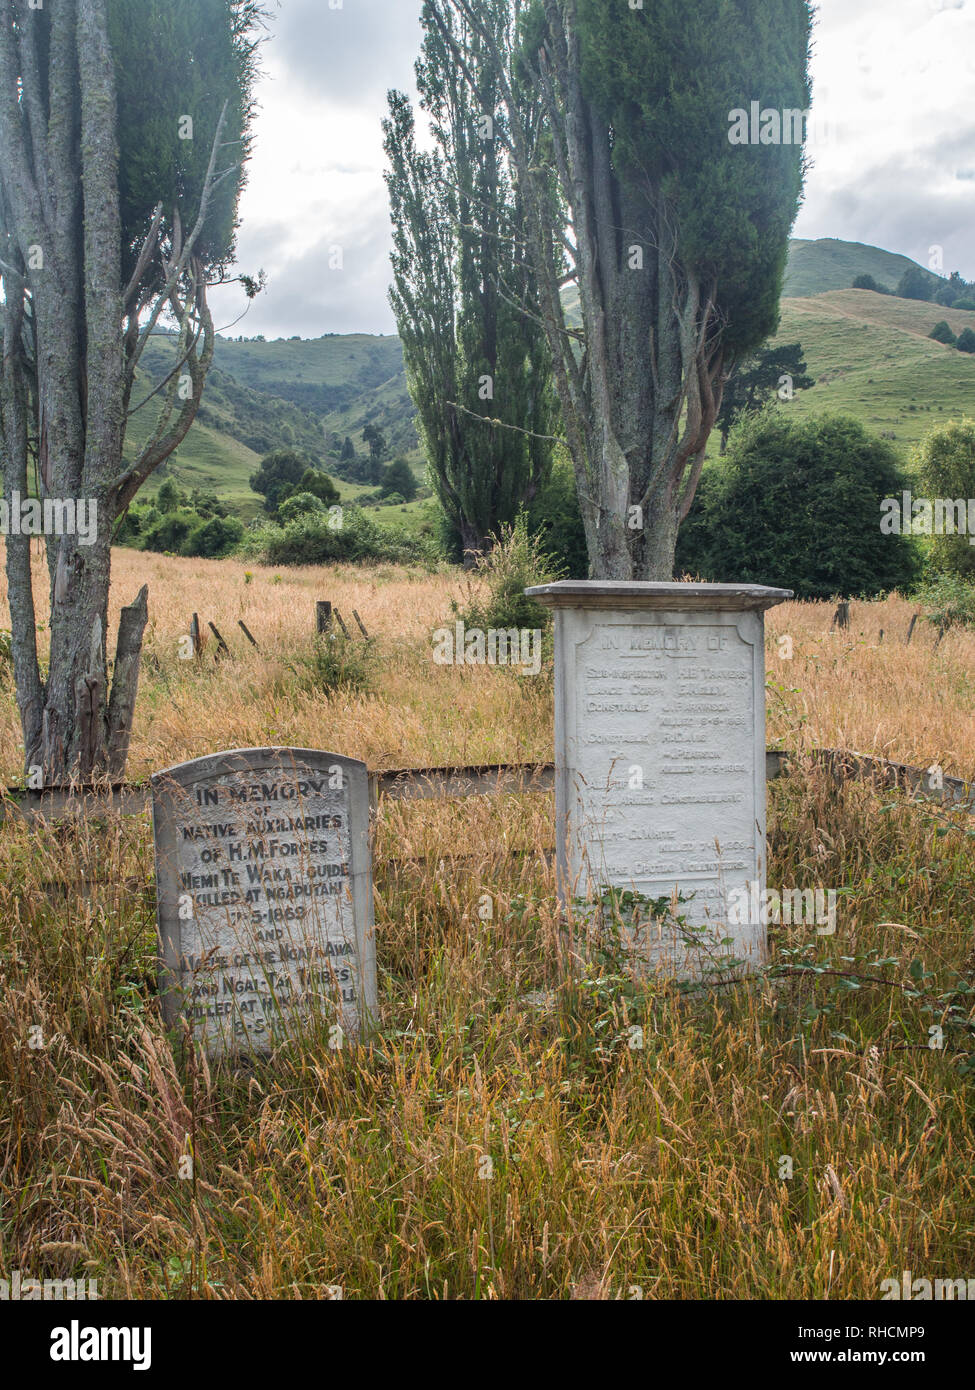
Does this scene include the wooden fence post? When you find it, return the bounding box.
[208,622,231,659]
[316,601,333,636]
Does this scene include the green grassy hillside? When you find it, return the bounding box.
[121,239,972,521]
[781,238,938,298]
[771,290,975,462]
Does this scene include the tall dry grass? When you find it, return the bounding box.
[1,551,973,1298]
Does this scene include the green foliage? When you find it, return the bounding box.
[576,0,812,358]
[385,2,555,555]
[717,341,814,448]
[380,458,418,502]
[929,320,957,346]
[955,328,975,354]
[452,515,562,633]
[954,298,975,312]
[288,633,378,699]
[917,574,975,630]
[896,265,937,302]
[107,0,265,285]
[138,507,242,557]
[186,515,244,558]
[259,507,430,567]
[677,412,920,598]
[249,449,309,514]
[276,492,324,525]
[525,456,588,580]
[293,468,339,507]
[852,273,890,293]
[140,509,197,554]
[915,418,975,578]
[156,479,184,514]
[933,271,975,308]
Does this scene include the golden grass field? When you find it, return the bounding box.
[4,544,975,782]
[0,546,973,1299]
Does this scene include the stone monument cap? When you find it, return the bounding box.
[526,580,793,612]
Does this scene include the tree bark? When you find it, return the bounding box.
[441,0,729,581]
[0,0,234,784]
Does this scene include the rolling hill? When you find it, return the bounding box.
[781,237,939,298]
[771,290,975,459]
[136,238,974,517]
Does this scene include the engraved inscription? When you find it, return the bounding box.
[571,623,756,927]
[153,750,373,1058]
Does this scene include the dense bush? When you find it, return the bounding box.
[956,328,975,354]
[259,506,432,567]
[918,574,975,631]
[185,516,244,558]
[277,492,325,525]
[526,457,589,579]
[896,266,937,302]
[134,507,243,558]
[915,418,975,578]
[852,274,889,294]
[452,514,562,633]
[380,457,418,502]
[929,320,956,345]
[677,412,920,598]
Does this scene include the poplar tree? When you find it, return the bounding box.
[433,0,812,577]
[0,0,263,783]
[384,0,555,561]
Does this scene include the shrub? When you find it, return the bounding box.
[929,321,956,345]
[260,506,431,567]
[287,632,378,697]
[291,468,339,507]
[277,492,325,525]
[140,509,197,554]
[380,457,418,502]
[676,411,920,599]
[852,273,889,294]
[184,516,244,558]
[954,298,975,312]
[955,328,975,354]
[915,418,975,577]
[452,514,563,632]
[918,574,975,630]
[526,456,589,579]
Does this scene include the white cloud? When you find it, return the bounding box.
[210,0,975,339]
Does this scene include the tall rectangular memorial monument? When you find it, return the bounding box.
[527,582,792,974]
[152,748,375,1057]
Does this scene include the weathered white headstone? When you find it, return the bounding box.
[152,748,375,1057]
[527,581,791,974]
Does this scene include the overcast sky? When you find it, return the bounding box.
[208,0,975,340]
